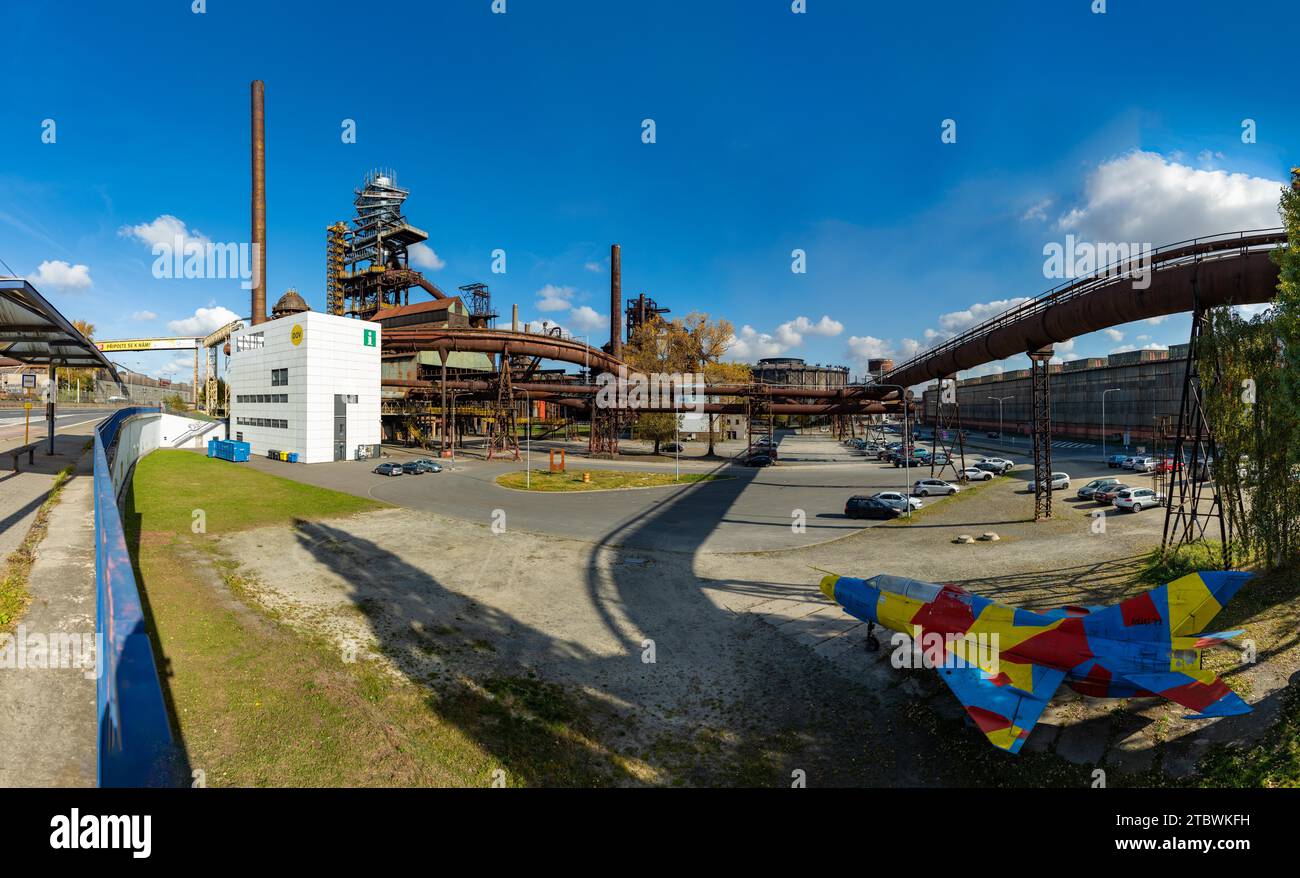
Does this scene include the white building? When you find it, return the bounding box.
[227,308,381,463]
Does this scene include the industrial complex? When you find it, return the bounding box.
[2,1,1298,841]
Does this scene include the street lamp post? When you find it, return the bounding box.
[1102,387,1121,462]
[988,395,1013,452]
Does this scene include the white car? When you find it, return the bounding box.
[1027,472,1071,491]
[871,491,923,511]
[912,478,959,497]
[961,467,993,481]
[977,457,1014,473]
[1114,487,1165,512]
[1121,456,1141,470]
[1133,457,1157,473]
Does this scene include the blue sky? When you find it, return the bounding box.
[1,0,1294,381]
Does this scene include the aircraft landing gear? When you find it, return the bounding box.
[864,621,880,652]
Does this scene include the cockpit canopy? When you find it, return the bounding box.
[864,574,943,603]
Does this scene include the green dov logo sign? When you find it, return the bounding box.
[363,329,376,347]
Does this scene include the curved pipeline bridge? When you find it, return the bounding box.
[884,229,1285,388]
[881,227,1287,524]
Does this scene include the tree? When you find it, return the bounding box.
[1198,171,1300,569]
[682,311,737,456]
[63,319,98,401]
[623,319,696,454]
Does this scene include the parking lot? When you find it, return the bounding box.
[210,426,1269,784]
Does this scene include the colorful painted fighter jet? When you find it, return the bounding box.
[819,571,1253,753]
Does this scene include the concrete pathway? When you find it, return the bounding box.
[0,441,98,787]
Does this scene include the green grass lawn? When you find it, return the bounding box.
[495,468,730,492]
[129,450,384,535]
[126,450,633,786]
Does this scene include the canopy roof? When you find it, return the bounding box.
[0,278,122,378]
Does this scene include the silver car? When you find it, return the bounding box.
[871,491,923,511]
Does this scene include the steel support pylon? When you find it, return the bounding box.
[929,376,968,482]
[1029,348,1054,520]
[486,350,520,461]
[1160,299,1232,568]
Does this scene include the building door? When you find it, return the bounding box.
[334,394,348,461]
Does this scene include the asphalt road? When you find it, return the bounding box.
[242,433,978,553]
[241,430,1145,554]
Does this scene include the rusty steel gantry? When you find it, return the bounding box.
[1160,295,1232,568]
[1028,348,1054,520]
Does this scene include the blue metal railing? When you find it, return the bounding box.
[94,407,183,786]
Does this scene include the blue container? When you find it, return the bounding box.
[207,438,217,458]
[287,452,299,464]
[229,441,250,463]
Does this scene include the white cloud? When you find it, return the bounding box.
[30,259,92,290]
[584,261,603,273]
[132,310,157,321]
[1104,328,1124,342]
[725,325,787,360]
[118,214,209,250]
[152,357,195,380]
[1055,151,1283,246]
[774,315,843,347]
[1021,198,1052,222]
[535,284,576,312]
[566,305,608,333]
[409,243,445,271]
[724,314,844,361]
[167,305,240,336]
[843,335,922,376]
[935,298,1031,336]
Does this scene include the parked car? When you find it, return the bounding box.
[1077,477,1121,500]
[1107,454,1130,468]
[986,431,1000,439]
[373,462,404,477]
[961,467,993,482]
[663,442,684,453]
[1094,483,1131,504]
[1027,472,1071,491]
[401,461,425,475]
[930,452,951,466]
[1132,457,1157,473]
[844,496,902,520]
[745,454,774,467]
[870,491,923,512]
[977,457,1014,474]
[1120,456,1141,470]
[412,459,443,473]
[1114,487,1166,513]
[912,478,959,497]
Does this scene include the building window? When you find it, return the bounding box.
[235,332,264,352]
[235,393,288,403]
[271,368,288,386]
[235,417,288,429]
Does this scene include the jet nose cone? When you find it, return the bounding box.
[819,574,839,602]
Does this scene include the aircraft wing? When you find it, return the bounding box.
[1123,670,1251,719]
[936,659,1067,754]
